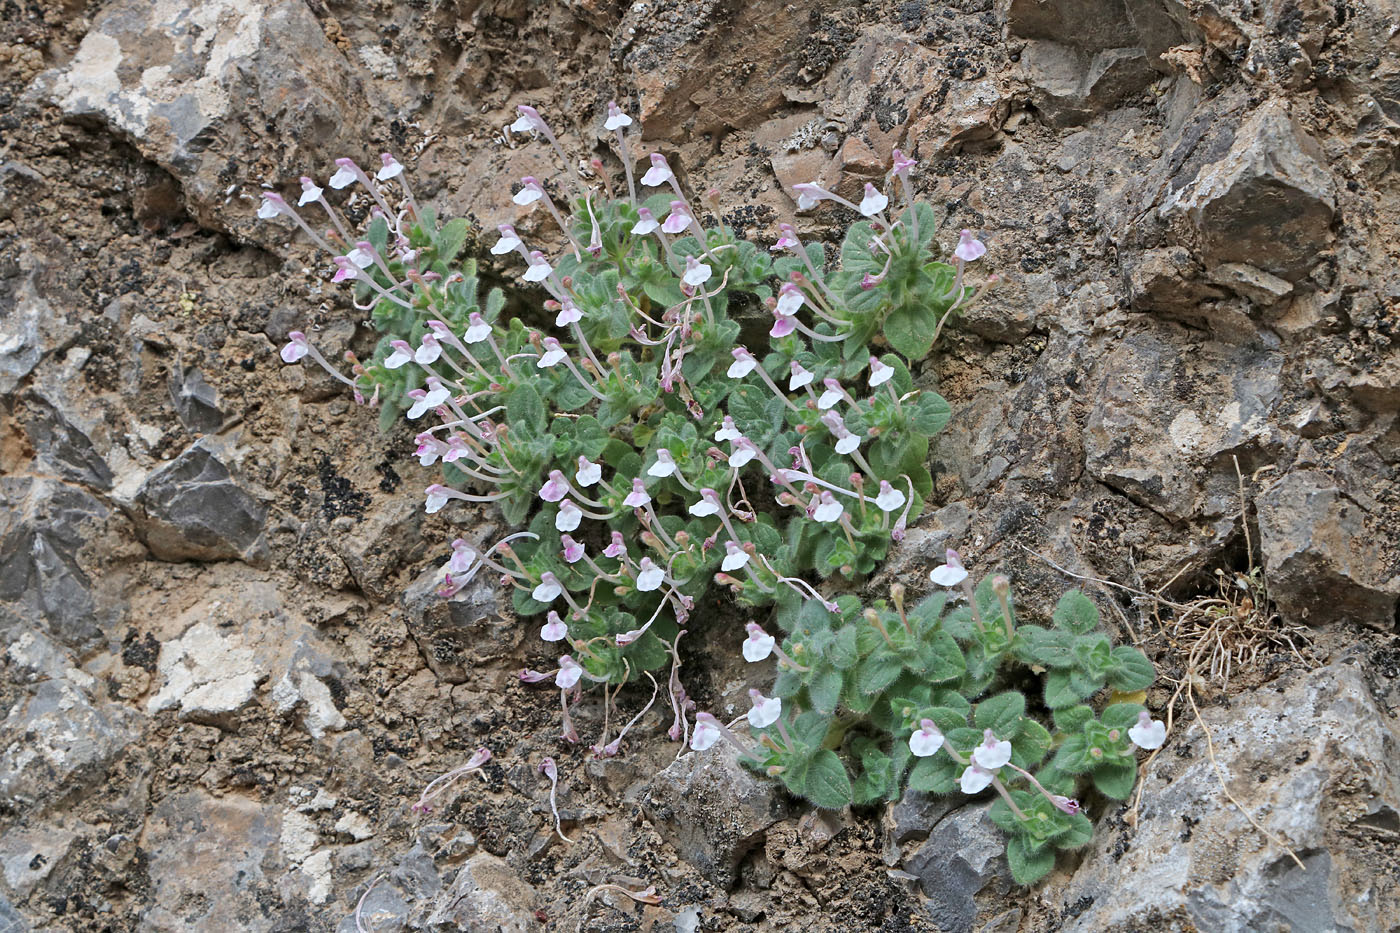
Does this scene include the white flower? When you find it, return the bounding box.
[623,479,651,509]
[524,251,553,283]
[555,499,583,532]
[727,348,757,379]
[631,209,659,236]
[641,153,673,187]
[690,713,721,751]
[635,558,665,592]
[647,450,677,478]
[491,224,522,255]
[817,385,843,410]
[869,357,894,387]
[511,105,547,134]
[874,480,906,513]
[683,256,712,287]
[604,101,633,131]
[376,154,404,181]
[513,177,544,205]
[1129,711,1167,750]
[464,313,492,344]
[414,335,442,365]
[776,283,805,316]
[747,690,782,729]
[955,229,987,262]
[537,338,567,368]
[689,490,721,517]
[540,611,568,642]
[257,195,282,220]
[424,485,451,514]
[346,244,375,269]
[908,719,945,757]
[834,430,861,456]
[960,763,994,795]
[556,655,583,689]
[556,299,582,327]
[722,541,750,572]
[714,416,741,442]
[329,160,358,189]
[576,456,602,487]
[789,362,814,390]
[859,183,889,216]
[742,623,775,662]
[728,438,757,468]
[971,730,1013,771]
[929,550,969,587]
[812,491,844,523]
[297,178,323,206]
[280,331,309,363]
[532,574,563,603]
[792,182,824,211]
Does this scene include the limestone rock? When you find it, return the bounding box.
[0,676,139,812]
[1159,101,1335,282]
[0,477,125,650]
[36,0,367,241]
[402,563,519,684]
[903,803,1010,932]
[643,743,789,889]
[1019,42,1157,128]
[1256,471,1400,630]
[134,438,268,564]
[0,271,79,396]
[425,853,538,933]
[1085,328,1283,522]
[168,365,224,435]
[139,790,281,931]
[148,620,265,727]
[19,390,114,489]
[1051,662,1400,932]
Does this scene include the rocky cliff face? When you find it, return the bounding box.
[1,0,1397,930]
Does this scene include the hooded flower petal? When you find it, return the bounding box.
[690,713,721,750]
[747,690,782,729]
[742,622,775,663]
[874,480,906,513]
[641,153,673,187]
[721,541,750,572]
[635,557,665,592]
[555,655,583,689]
[1129,711,1167,750]
[555,499,583,532]
[540,611,568,642]
[960,763,994,794]
[575,456,602,487]
[908,719,945,757]
[971,730,1013,771]
[955,229,987,262]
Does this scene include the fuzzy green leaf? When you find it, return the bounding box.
[857,651,905,695]
[809,668,844,715]
[1052,705,1095,734]
[1053,590,1100,634]
[829,626,860,670]
[1006,835,1056,885]
[909,391,952,435]
[804,750,854,809]
[1052,812,1094,849]
[906,754,959,793]
[1107,645,1156,692]
[1092,762,1138,800]
[917,630,967,684]
[884,305,938,360]
[974,691,1026,738]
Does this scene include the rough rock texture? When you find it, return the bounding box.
[1,0,1398,929]
[1055,661,1400,932]
[643,744,790,889]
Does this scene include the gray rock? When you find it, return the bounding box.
[1085,328,1284,522]
[1019,41,1158,128]
[36,0,368,241]
[140,790,280,931]
[1052,662,1400,932]
[886,788,961,850]
[0,893,28,932]
[1256,471,1400,630]
[337,881,410,933]
[1204,262,1295,308]
[904,803,1009,933]
[1125,246,1225,317]
[0,476,123,650]
[0,676,139,812]
[0,271,78,396]
[402,563,519,684]
[168,365,224,435]
[642,743,789,889]
[1159,101,1335,282]
[20,390,113,489]
[135,438,268,563]
[425,853,537,933]
[331,496,425,601]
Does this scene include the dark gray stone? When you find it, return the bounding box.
[168,365,224,435]
[1256,471,1400,630]
[904,803,1010,933]
[0,892,29,932]
[134,439,268,563]
[21,391,113,489]
[0,477,122,649]
[887,788,961,849]
[1159,100,1335,282]
[642,743,789,890]
[1019,41,1158,128]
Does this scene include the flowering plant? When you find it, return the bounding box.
[262,102,1157,885]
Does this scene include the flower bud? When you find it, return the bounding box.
[992,575,1011,596]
